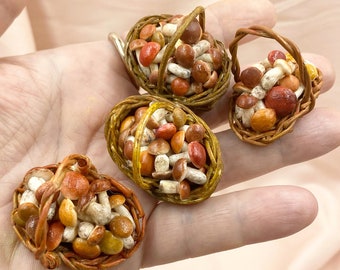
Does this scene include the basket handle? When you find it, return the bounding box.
[228,25,313,105]
[157,6,206,91]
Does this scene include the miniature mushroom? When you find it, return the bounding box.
[240,66,263,89]
[187,141,206,168]
[99,230,124,255]
[169,140,206,168]
[267,50,286,65]
[196,47,223,70]
[60,171,90,200]
[46,221,65,251]
[261,59,293,90]
[72,237,101,259]
[175,44,195,68]
[250,108,277,132]
[82,192,112,225]
[235,93,258,110]
[59,198,78,227]
[180,18,202,44]
[109,215,134,238]
[139,41,161,67]
[148,138,170,155]
[172,107,187,128]
[167,62,191,79]
[171,77,190,96]
[172,158,207,184]
[264,85,298,117]
[158,179,191,200]
[191,60,211,84]
[170,130,186,154]
[192,39,211,58]
[109,194,136,229]
[154,154,170,172]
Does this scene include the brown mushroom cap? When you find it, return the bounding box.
[175,44,195,68]
[60,171,90,200]
[172,158,188,182]
[188,141,206,168]
[192,60,211,84]
[264,86,298,118]
[180,18,202,44]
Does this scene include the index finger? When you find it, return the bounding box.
[206,0,276,46]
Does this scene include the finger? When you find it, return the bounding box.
[142,185,317,267]
[0,0,27,35]
[217,108,340,188]
[206,0,276,46]
[200,53,336,130]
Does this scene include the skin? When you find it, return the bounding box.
[0,0,339,269]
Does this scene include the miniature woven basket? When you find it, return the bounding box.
[11,154,145,270]
[110,6,231,111]
[104,95,223,204]
[228,25,323,146]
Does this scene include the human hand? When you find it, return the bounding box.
[1,0,339,269]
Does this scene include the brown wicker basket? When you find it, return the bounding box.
[11,154,145,270]
[228,25,323,146]
[104,95,222,204]
[109,6,231,111]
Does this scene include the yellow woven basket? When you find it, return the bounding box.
[228,25,323,145]
[104,95,222,204]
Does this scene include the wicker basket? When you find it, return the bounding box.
[104,95,222,204]
[228,25,323,146]
[109,6,231,111]
[11,154,145,270]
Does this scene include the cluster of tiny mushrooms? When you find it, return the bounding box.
[119,103,208,200]
[128,14,223,96]
[233,50,318,132]
[13,165,139,263]
[11,5,320,269]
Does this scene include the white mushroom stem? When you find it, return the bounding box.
[27,176,46,192]
[254,100,266,110]
[161,23,178,36]
[235,106,255,128]
[159,180,179,194]
[167,63,191,79]
[78,221,95,239]
[47,201,57,220]
[169,151,190,166]
[19,190,38,206]
[121,235,135,249]
[62,225,78,242]
[153,44,168,63]
[251,85,266,100]
[261,59,293,90]
[185,167,207,185]
[154,154,170,172]
[294,85,305,99]
[84,192,112,225]
[192,40,211,58]
[152,108,168,123]
[141,127,155,146]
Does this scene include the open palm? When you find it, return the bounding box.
[1,1,339,270]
